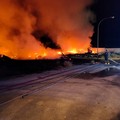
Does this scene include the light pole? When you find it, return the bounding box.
[97,16,115,54]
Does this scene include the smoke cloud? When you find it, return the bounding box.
[0,0,94,59]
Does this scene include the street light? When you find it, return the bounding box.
[97,16,115,54]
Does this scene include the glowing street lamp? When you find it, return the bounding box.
[97,16,115,54]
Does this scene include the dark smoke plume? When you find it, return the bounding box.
[0,0,95,59]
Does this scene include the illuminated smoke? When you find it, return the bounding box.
[0,0,95,59]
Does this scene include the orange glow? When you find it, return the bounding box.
[0,0,96,60]
[57,52,62,55]
[67,49,77,54]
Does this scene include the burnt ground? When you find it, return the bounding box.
[0,57,93,79]
[0,55,105,80]
[0,58,61,79]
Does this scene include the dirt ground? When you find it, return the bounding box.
[0,68,120,120]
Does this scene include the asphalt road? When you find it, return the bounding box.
[0,63,120,120]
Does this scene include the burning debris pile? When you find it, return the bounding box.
[0,0,95,59]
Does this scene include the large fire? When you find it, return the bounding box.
[0,0,95,59]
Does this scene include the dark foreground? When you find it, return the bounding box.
[0,63,120,120]
[0,56,101,79]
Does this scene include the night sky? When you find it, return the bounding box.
[91,0,120,48]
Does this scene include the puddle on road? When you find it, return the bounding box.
[69,68,120,87]
[72,68,120,80]
[93,68,120,77]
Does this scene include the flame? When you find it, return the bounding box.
[0,0,96,59]
[67,49,78,54]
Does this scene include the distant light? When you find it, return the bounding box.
[111,16,115,19]
[68,49,77,54]
[0,54,3,58]
[57,51,62,55]
[28,55,31,58]
[42,53,47,57]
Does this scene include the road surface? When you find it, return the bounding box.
[0,63,120,120]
